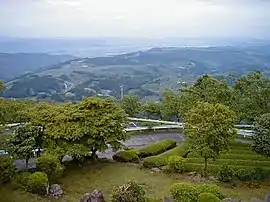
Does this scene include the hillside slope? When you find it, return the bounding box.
[0,53,75,81]
[3,45,270,101]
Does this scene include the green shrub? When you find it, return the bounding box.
[229,141,251,147]
[227,149,255,155]
[12,172,31,190]
[198,193,220,202]
[0,156,15,184]
[218,153,269,161]
[217,165,234,182]
[235,168,254,181]
[37,153,64,183]
[170,183,199,202]
[185,158,270,167]
[182,163,270,177]
[113,150,139,163]
[138,139,177,157]
[197,184,224,199]
[111,181,146,202]
[142,144,188,168]
[26,172,48,195]
[168,155,185,173]
[143,156,165,168]
[252,167,269,180]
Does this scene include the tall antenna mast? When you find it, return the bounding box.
[120,85,124,100]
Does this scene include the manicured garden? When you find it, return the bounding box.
[116,139,270,179]
[141,140,270,177]
[2,160,270,202]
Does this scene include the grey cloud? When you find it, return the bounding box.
[0,0,269,38]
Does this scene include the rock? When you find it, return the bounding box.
[251,198,263,202]
[80,193,91,202]
[49,184,63,198]
[163,196,174,202]
[90,190,105,202]
[151,167,161,172]
[222,198,241,202]
[265,193,270,202]
[187,171,196,176]
[161,166,168,171]
[208,176,217,182]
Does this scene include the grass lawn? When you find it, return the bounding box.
[1,161,270,202]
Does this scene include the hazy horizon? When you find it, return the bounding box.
[1,0,270,38]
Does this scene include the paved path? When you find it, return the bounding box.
[97,132,184,159]
[14,132,183,170]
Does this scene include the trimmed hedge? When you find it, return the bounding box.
[228,141,251,147]
[138,139,177,158]
[168,156,185,173]
[143,144,188,168]
[182,163,270,175]
[185,158,270,167]
[113,150,139,163]
[188,152,269,161]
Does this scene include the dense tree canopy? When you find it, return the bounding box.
[120,95,141,117]
[0,81,3,92]
[30,97,128,160]
[252,113,270,157]
[162,90,181,121]
[142,101,164,120]
[0,100,35,125]
[233,71,270,122]
[184,102,236,173]
[178,75,232,119]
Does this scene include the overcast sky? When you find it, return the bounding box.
[0,0,270,38]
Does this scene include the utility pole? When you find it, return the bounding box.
[120,85,123,100]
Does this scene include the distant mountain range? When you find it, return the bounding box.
[2,45,270,101]
[0,53,75,81]
[1,36,269,57]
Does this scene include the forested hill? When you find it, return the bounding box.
[0,53,75,81]
[2,45,270,101]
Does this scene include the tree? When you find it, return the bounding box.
[162,90,181,121]
[0,134,13,151]
[184,102,236,174]
[233,71,270,123]
[142,101,164,120]
[120,95,141,117]
[30,97,128,161]
[0,99,35,125]
[0,80,3,92]
[252,113,270,157]
[178,75,233,119]
[8,124,43,168]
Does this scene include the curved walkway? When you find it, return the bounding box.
[97,132,184,159]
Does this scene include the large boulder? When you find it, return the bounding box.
[90,190,105,202]
[80,193,91,202]
[265,193,270,202]
[49,184,63,198]
[80,190,105,202]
